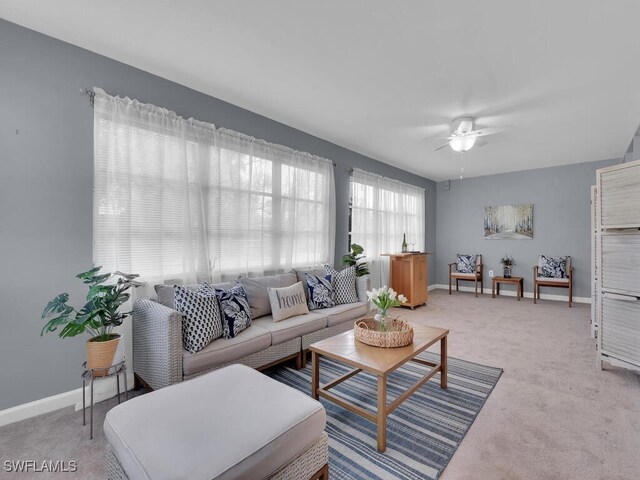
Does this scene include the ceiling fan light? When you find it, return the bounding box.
[449,136,476,152]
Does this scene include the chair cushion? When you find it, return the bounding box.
[451,272,477,279]
[182,325,271,376]
[536,276,569,284]
[538,255,568,278]
[319,302,369,327]
[239,272,298,319]
[252,311,328,345]
[456,254,477,273]
[104,364,326,480]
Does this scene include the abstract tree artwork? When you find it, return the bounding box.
[484,204,533,239]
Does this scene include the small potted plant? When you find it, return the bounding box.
[499,255,515,278]
[41,267,143,375]
[342,243,370,277]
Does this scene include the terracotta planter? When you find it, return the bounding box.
[87,334,123,376]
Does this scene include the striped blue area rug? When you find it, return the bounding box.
[266,352,502,480]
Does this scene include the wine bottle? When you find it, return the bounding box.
[402,233,408,253]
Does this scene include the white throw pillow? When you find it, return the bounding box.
[268,282,310,322]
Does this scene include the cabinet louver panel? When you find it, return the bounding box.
[599,165,640,227]
[600,233,640,296]
[600,296,640,366]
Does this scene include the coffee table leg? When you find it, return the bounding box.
[440,336,448,389]
[311,351,319,400]
[377,375,387,452]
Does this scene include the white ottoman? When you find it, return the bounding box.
[104,364,328,480]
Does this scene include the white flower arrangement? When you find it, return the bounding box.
[366,286,407,312]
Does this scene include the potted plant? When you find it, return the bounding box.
[41,267,143,375]
[499,254,515,278]
[342,243,370,277]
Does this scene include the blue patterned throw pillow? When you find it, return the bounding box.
[456,254,477,274]
[200,283,252,339]
[538,255,567,278]
[173,285,223,354]
[305,273,335,310]
[324,265,359,305]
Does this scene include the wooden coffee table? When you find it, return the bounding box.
[309,324,449,452]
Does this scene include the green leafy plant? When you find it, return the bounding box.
[41,267,144,341]
[499,255,515,267]
[342,243,370,277]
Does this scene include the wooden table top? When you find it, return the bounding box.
[492,276,523,282]
[309,324,449,376]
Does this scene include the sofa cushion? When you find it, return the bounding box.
[295,267,325,301]
[155,282,234,309]
[104,364,326,480]
[268,282,309,322]
[319,302,369,327]
[182,325,271,376]
[239,271,298,319]
[305,273,335,310]
[206,283,252,339]
[252,312,327,345]
[174,285,223,354]
[324,265,359,305]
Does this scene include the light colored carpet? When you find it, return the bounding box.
[399,290,640,480]
[1,290,638,479]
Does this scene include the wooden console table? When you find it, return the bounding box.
[381,252,432,308]
[492,276,524,301]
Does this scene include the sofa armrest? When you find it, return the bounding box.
[132,298,184,390]
[356,274,371,303]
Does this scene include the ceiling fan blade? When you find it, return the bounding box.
[434,143,450,152]
[475,137,488,147]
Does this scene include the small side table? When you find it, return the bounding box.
[82,361,127,439]
[492,276,524,301]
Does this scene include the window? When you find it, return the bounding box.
[349,168,425,286]
[93,89,335,286]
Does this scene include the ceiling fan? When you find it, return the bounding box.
[434,117,488,152]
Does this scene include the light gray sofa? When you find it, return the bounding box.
[132,270,371,390]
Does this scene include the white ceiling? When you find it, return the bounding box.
[2,0,640,181]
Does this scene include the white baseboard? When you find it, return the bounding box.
[428,284,439,291]
[0,373,134,428]
[433,283,590,303]
[431,284,590,304]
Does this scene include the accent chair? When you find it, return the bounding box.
[448,254,484,297]
[532,255,573,307]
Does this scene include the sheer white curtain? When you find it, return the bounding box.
[350,169,425,287]
[93,88,335,293]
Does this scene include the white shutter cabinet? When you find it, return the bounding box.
[599,162,640,228]
[596,159,640,373]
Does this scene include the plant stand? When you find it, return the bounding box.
[82,360,127,439]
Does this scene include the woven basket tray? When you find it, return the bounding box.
[354,317,414,348]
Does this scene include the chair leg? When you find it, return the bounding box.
[456,279,459,292]
[449,276,452,295]
[533,280,537,304]
[474,279,478,297]
[569,282,573,308]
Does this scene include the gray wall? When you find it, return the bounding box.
[435,159,618,298]
[0,19,436,409]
